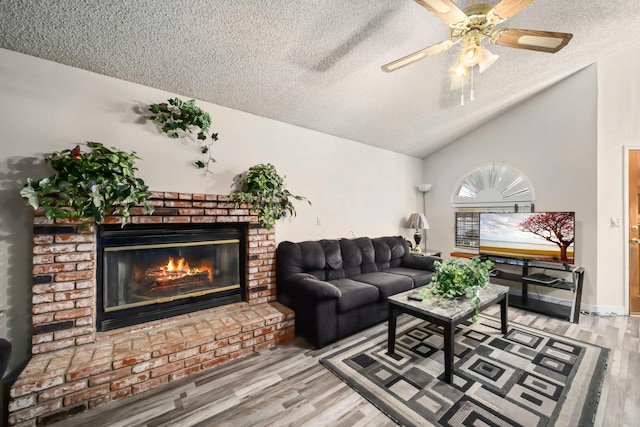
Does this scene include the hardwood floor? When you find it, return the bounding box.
[49,307,640,427]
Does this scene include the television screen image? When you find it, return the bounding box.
[479,212,575,264]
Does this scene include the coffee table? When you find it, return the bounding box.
[387,283,509,384]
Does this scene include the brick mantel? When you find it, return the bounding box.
[9,192,294,426]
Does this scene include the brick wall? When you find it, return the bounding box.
[9,192,294,426]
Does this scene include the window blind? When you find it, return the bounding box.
[454,204,533,252]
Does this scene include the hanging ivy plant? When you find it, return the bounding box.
[229,163,310,230]
[148,98,218,174]
[20,142,154,227]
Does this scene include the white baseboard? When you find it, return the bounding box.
[578,304,626,316]
[508,290,626,316]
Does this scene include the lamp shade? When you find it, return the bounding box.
[406,213,429,230]
[417,183,432,193]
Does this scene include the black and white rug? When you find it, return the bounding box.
[320,316,609,427]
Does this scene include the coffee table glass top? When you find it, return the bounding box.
[388,283,509,323]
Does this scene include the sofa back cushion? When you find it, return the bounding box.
[322,239,345,280]
[276,235,411,281]
[276,240,327,280]
[372,236,409,270]
[340,237,378,277]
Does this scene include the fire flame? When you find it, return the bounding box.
[164,257,191,273]
[159,257,210,280]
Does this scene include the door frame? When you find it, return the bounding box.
[623,145,640,314]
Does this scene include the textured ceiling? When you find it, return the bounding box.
[1,0,638,158]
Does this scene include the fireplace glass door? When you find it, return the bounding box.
[97,224,246,331]
[103,240,240,312]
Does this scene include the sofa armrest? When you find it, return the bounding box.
[281,273,342,300]
[401,255,442,271]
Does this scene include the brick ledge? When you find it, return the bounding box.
[9,301,295,426]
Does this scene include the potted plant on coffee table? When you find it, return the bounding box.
[419,257,494,321]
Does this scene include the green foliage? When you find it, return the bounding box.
[419,258,494,321]
[228,163,310,230]
[20,142,154,227]
[148,98,218,174]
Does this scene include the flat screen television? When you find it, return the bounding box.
[479,212,575,264]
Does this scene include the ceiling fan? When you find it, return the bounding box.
[381,0,573,74]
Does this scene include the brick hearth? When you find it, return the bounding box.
[8,192,295,426]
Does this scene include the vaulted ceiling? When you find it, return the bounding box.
[1,0,637,158]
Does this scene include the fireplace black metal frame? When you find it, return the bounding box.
[96,223,247,332]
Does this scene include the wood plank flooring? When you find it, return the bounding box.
[49,307,640,427]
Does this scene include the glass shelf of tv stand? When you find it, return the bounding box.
[490,269,575,291]
[484,256,585,323]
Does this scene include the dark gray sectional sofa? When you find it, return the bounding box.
[276,235,441,347]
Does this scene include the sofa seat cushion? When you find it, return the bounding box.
[386,267,435,288]
[329,279,380,313]
[351,272,414,300]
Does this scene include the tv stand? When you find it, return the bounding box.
[484,256,585,323]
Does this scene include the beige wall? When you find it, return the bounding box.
[422,65,599,310]
[0,48,424,373]
[597,47,640,312]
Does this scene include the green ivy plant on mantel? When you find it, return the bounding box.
[148,98,218,174]
[20,142,154,227]
[229,163,310,229]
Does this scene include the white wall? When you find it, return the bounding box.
[0,48,424,373]
[597,47,640,312]
[422,65,599,308]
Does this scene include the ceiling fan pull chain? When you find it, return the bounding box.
[460,75,465,106]
[470,66,475,102]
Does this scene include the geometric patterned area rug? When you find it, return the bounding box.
[320,315,610,427]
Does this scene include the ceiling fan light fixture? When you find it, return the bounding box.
[450,73,464,90]
[451,60,468,78]
[460,42,482,67]
[478,46,499,73]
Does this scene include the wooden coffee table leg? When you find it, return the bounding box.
[443,323,454,384]
[387,304,397,355]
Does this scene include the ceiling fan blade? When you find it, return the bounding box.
[414,0,467,25]
[381,40,452,72]
[492,29,573,53]
[487,0,535,23]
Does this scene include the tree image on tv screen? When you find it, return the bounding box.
[517,212,574,262]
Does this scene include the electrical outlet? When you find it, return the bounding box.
[316,216,322,226]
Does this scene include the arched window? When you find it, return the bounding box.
[451,163,535,251]
[452,163,535,206]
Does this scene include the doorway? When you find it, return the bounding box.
[628,150,640,314]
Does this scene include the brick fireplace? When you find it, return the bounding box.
[8,192,295,426]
